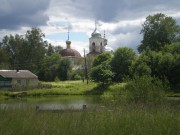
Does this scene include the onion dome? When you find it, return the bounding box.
[66,40,71,45]
[60,30,81,58]
[91,28,101,37]
[60,48,81,58]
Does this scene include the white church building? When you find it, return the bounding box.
[87,23,113,56]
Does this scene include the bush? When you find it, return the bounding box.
[54,76,60,82]
[122,76,168,104]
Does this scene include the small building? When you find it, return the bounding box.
[0,70,38,87]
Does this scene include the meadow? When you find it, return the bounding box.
[0,80,179,135]
[0,102,179,135]
[0,80,179,98]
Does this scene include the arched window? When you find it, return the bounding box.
[92,42,95,52]
[100,42,103,52]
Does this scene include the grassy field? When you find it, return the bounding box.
[0,104,179,135]
[0,81,99,98]
[0,81,179,98]
[0,80,179,134]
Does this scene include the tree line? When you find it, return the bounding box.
[90,13,180,91]
[0,13,180,90]
[0,28,73,81]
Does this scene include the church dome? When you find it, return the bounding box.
[91,28,101,37]
[66,40,71,44]
[60,48,81,58]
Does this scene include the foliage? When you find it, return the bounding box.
[138,13,180,53]
[58,58,71,81]
[69,69,83,80]
[130,54,151,76]
[0,47,9,69]
[90,53,114,84]
[91,61,114,84]
[46,44,63,56]
[123,76,167,104]
[131,41,180,89]
[92,52,112,66]
[111,47,136,82]
[162,42,180,54]
[1,28,46,72]
[38,53,62,81]
[86,55,95,72]
[54,76,60,82]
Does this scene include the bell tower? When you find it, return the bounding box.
[88,21,108,55]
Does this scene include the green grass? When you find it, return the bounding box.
[0,80,179,98]
[1,81,98,97]
[0,80,179,134]
[0,104,179,135]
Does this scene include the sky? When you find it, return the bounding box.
[0,0,180,55]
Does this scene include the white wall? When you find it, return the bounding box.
[12,78,38,86]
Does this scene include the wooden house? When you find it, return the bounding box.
[0,70,38,87]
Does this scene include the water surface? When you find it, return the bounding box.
[0,96,102,110]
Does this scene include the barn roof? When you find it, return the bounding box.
[0,70,38,79]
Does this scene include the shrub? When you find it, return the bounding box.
[122,76,168,104]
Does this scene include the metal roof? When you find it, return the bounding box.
[60,48,81,58]
[0,70,38,79]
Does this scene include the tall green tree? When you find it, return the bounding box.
[131,44,180,88]
[91,61,114,84]
[46,44,63,56]
[138,13,180,53]
[1,28,46,72]
[92,53,112,67]
[130,54,151,77]
[111,47,136,82]
[38,53,62,81]
[90,53,114,84]
[58,58,71,81]
[0,47,9,69]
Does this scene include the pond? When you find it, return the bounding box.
[0,96,102,110]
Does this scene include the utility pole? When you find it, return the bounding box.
[84,49,88,84]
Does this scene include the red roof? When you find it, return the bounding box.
[60,48,81,58]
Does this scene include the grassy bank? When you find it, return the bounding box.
[0,104,179,135]
[1,81,98,97]
[0,80,179,98]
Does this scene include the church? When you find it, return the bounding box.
[60,22,113,58]
[87,22,113,56]
[60,35,81,58]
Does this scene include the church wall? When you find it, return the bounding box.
[89,37,105,52]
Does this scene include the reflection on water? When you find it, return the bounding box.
[0,96,102,110]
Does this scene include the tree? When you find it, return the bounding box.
[91,61,114,84]
[46,44,63,56]
[1,28,46,72]
[130,54,151,77]
[92,53,112,67]
[131,46,180,89]
[58,58,71,81]
[0,47,9,69]
[38,53,62,81]
[46,44,54,56]
[162,42,180,54]
[138,13,180,53]
[111,47,136,82]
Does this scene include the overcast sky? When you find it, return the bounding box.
[0,0,180,55]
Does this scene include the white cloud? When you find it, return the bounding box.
[1,0,180,54]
